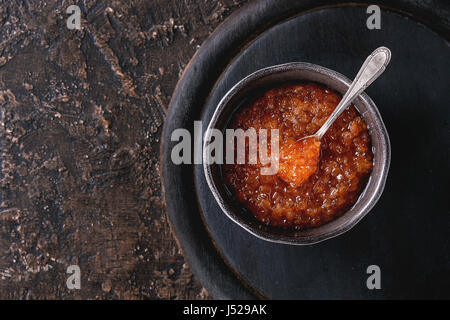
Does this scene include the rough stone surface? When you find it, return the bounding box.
[0,0,247,299]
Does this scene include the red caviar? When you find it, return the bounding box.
[278,136,321,186]
[224,83,373,228]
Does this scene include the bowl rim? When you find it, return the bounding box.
[202,62,391,245]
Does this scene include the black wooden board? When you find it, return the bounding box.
[162,0,450,299]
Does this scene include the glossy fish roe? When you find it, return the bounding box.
[223,83,373,228]
[277,136,321,186]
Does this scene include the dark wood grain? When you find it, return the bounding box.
[0,0,248,300]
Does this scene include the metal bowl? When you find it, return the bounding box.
[202,62,391,245]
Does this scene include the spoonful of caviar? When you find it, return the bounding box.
[277,47,391,186]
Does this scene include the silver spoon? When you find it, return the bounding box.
[305,46,391,142]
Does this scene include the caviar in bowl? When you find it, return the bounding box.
[203,62,391,245]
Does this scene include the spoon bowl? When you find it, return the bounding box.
[283,47,391,185]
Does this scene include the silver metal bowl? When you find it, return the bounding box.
[203,62,391,245]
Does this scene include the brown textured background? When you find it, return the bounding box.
[0,0,247,299]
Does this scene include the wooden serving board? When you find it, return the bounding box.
[162,0,450,299]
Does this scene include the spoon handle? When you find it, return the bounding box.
[315,47,391,139]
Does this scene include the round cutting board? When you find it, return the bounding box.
[162,0,450,299]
